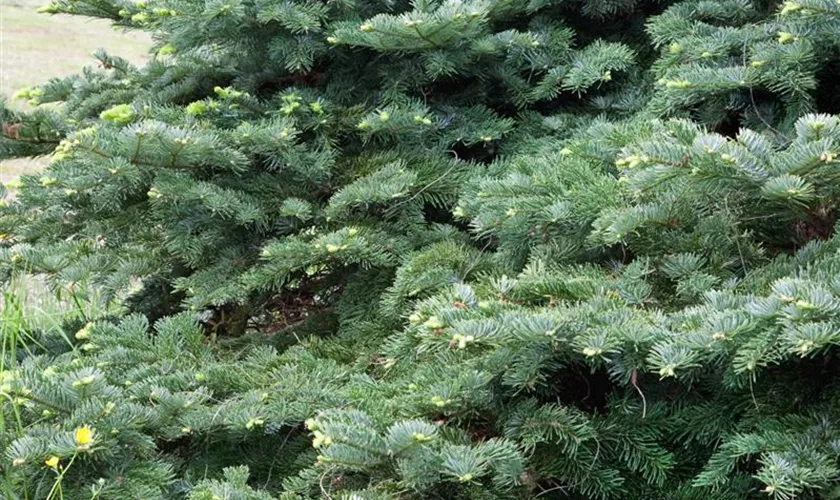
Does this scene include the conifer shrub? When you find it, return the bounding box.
[4,0,840,498]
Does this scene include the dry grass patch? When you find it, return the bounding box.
[1,0,152,180]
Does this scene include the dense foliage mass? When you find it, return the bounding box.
[4,0,840,497]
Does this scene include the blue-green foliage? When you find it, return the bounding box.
[5,0,840,498]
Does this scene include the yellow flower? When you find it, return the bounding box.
[74,425,94,447]
[45,456,60,469]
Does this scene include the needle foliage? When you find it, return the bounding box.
[4,0,840,498]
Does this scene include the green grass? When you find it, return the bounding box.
[0,272,114,342]
[0,274,78,498]
[1,0,152,184]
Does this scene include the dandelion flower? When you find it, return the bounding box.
[75,425,94,447]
